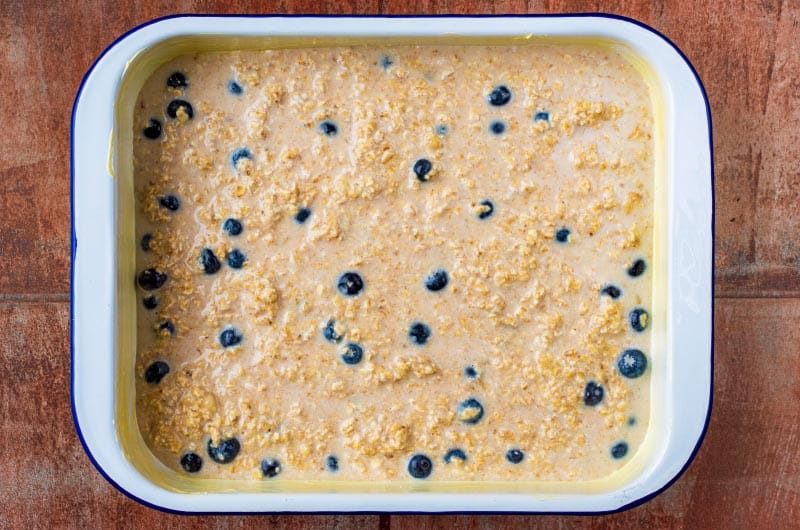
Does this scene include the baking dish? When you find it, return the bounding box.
[71,14,713,513]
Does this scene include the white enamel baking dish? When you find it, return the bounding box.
[71,14,713,514]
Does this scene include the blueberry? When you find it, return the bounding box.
[341,343,363,365]
[326,455,339,472]
[628,259,647,277]
[489,120,506,135]
[444,448,467,464]
[555,228,571,243]
[487,85,512,106]
[295,207,312,224]
[142,295,158,310]
[142,118,162,139]
[226,249,246,269]
[166,99,193,120]
[583,381,604,406]
[207,437,240,464]
[629,308,649,332]
[407,454,433,479]
[534,111,550,122]
[408,322,431,345]
[219,327,243,348]
[200,248,221,274]
[506,448,524,464]
[617,349,648,378]
[456,398,484,424]
[464,365,478,379]
[323,319,343,343]
[137,268,167,290]
[601,285,622,299]
[627,416,637,426]
[159,195,180,211]
[158,320,175,335]
[413,158,433,182]
[144,361,169,384]
[477,199,494,220]
[231,148,253,168]
[166,71,187,89]
[424,269,448,292]
[261,457,281,478]
[228,80,243,95]
[180,452,202,473]
[140,233,153,252]
[380,55,394,69]
[222,217,243,236]
[435,124,448,135]
[337,272,364,296]
[319,120,338,137]
[611,441,629,459]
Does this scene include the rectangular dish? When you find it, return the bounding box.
[71,14,713,513]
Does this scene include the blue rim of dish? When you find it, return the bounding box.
[70,12,714,516]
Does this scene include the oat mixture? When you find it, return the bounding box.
[134,44,654,482]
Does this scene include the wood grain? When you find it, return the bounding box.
[1,0,799,528]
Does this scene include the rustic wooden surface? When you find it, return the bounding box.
[1,0,798,528]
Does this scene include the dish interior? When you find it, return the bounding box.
[116,33,667,494]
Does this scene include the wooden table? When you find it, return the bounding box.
[1,1,797,528]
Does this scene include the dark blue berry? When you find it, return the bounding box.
[137,268,167,290]
[487,85,512,106]
[601,285,622,299]
[408,322,431,345]
[143,118,162,139]
[166,99,193,120]
[228,80,243,95]
[629,308,649,332]
[444,448,467,464]
[435,124,448,135]
[534,111,550,122]
[159,195,180,211]
[457,398,484,424]
[200,248,221,274]
[144,361,169,384]
[319,120,338,136]
[489,120,506,135]
[583,381,604,406]
[628,259,646,277]
[142,295,158,310]
[506,449,524,464]
[408,454,433,479]
[323,319,343,343]
[140,233,153,252]
[261,457,281,478]
[295,207,312,224]
[180,452,202,473]
[231,148,253,167]
[627,416,637,426]
[477,199,494,219]
[222,217,243,236]
[424,269,448,292]
[413,158,433,181]
[611,441,629,459]
[341,343,363,365]
[158,320,175,335]
[337,272,364,296]
[326,455,339,472]
[380,55,394,69]
[166,71,187,89]
[219,327,243,348]
[207,437,240,464]
[617,349,648,378]
[555,228,571,243]
[226,249,246,269]
[464,365,478,379]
